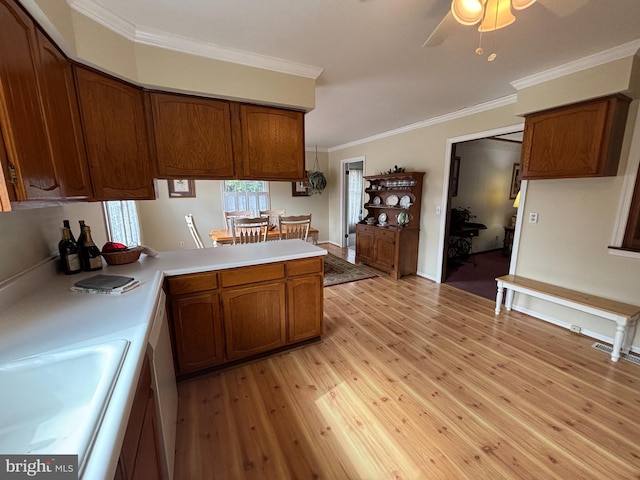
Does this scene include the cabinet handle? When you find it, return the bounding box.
[8,163,18,184]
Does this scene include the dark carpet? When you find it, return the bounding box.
[324,253,377,287]
[445,249,510,300]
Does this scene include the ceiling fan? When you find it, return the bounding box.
[423,0,589,52]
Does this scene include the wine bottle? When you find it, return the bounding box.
[79,225,103,271]
[77,220,86,249]
[63,219,76,244]
[59,227,81,275]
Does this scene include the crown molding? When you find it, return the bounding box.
[69,0,136,41]
[135,28,323,79]
[67,0,323,79]
[329,94,517,152]
[511,40,640,91]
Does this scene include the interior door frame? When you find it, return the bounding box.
[436,123,524,283]
[340,156,366,248]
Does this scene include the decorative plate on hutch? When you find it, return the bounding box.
[399,195,411,208]
[372,196,381,205]
[386,195,399,206]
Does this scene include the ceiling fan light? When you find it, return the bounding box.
[478,0,515,32]
[451,0,484,26]
[511,0,536,10]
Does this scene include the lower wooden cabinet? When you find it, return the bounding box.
[287,274,323,343]
[170,292,224,375]
[164,257,323,377]
[356,224,419,279]
[222,282,286,360]
[118,356,164,480]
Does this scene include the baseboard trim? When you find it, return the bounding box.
[512,305,639,355]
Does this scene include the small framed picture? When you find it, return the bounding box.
[292,179,310,197]
[168,179,196,198]
[510,163,521,200]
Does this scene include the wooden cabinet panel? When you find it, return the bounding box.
[165,271,218,296]
[120,356,164,480]
[129,392,164,480]
[287,257,323,277]
[374,230,396,271]
[222,282,286,361]
[75,66,155,200]
[170,292,224,375]
[521,95,630,179]
[0,0,58,200]
[219,262,285,288]
[287,275,323,343]
[356,225,375,264]
[150,92,235,178]
[35,29,92,199]
[236,104,304,180]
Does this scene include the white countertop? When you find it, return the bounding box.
[0,239,326,479]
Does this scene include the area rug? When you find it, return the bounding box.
[324,253,377,287]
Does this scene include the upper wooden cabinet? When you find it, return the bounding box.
[75,66,155,200]
[521,94,631,180]
[0,0,58,200]
[149,92,235,178]
[149,93,305,181]
[35,30,93,199]
[235,104,305,180]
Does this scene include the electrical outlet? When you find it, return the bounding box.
[570,325,581,333]
[180,241,185,248]
[529,212,539,223]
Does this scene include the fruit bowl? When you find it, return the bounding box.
[100,246,144,265]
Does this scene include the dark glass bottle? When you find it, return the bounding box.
[63,219,76,244]
[59,227,81,274]
[79,225,103,271]
[77,220,86,249]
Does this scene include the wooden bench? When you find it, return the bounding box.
[495,275,639,362]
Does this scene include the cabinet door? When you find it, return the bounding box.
[0,0,58,199]
[170,292,224,375]
[222,282,286,361]
[35,30,93,199]
[75,66,155,200]
[355,224,375,264]
[236,104,304,180]
[521,95,630,179]
[287,274,323,343]
[150,92,235,178]
[374,229,396,271]
[130,392,164,480]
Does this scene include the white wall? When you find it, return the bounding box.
[453,139,522,252]
[0,202,106,283]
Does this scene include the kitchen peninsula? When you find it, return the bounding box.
[0,239,326,480]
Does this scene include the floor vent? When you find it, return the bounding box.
[591,342,640,365]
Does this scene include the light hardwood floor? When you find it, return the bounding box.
[174,244,640,479]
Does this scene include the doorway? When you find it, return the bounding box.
[341,157,365,249]
[438,126,524,299]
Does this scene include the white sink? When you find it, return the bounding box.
[0,339,129,473]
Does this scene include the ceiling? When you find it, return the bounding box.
[87,0,640,150]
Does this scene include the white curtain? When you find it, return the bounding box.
[348,169,363,231]
[104,200,141,246]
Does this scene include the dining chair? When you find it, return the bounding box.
[185,213,205,249]
[224,210,253,230]
[278,214,312,242]
[259,209,286,228]
[231,217,269,244]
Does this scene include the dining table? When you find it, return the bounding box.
[209,226,318,245]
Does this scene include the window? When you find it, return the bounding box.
[103,200,141,246]
[222,180,270,216]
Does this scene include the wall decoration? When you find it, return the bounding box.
[510,163,521,199]
[168,179,195,198]
[451,156,461,197]
[292,179,310,197]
